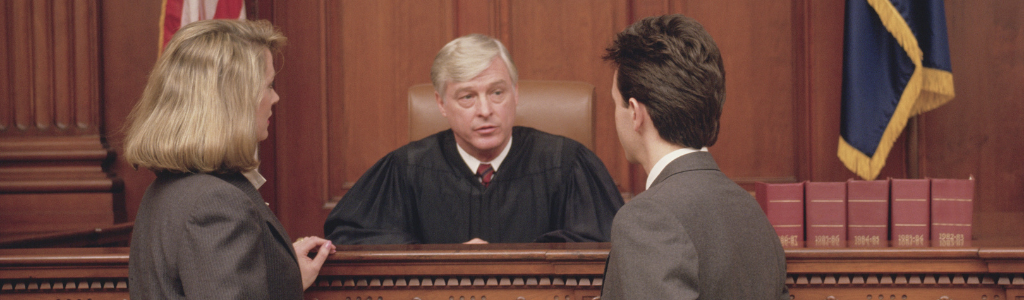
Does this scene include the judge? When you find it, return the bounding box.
[324,34,624,244]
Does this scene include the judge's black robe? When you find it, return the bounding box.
[324,126,624,244]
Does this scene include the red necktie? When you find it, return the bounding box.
[477,163,494,187]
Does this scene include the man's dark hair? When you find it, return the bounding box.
[604,14,725,149]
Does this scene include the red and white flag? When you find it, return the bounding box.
[160,0,246,53]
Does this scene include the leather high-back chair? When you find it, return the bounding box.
[408,80,595,149]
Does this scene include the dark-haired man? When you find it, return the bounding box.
[600,14,789,299]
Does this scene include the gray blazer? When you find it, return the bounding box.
[129,172,303,299]
[601,152,789,299]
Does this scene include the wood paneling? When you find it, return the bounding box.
[680,1,801,184]
[260,0,1024,239]
[5,0,1012,243]
[0,0,104,136]
[506,0,629,193]
[928,0,1024,240]
[326,0,452,202]
[99,0,163,223]
[271,0,330,238]
[0,193,116,236]
[271,1,638,238]
[0,0,120,239]
[0,2,7,132]
[0,0,98,136]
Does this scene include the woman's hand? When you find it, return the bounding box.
[292,236,337,290]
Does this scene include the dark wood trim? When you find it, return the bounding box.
[0,222,132,249]
[5,242,1024,299]
[793,0,811,182]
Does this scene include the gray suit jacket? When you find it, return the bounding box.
[601,152,789,299]
[129,172,303,299]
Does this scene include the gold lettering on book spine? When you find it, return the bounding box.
[938,233,965,247]
[813,235,842,247]
[897,234,925,246]
[779,235,799,247]
[853,235,881,246]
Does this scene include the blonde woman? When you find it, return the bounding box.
[124,19,334,299]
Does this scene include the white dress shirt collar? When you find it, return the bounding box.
[242,168,267,189]
[646,147,708,189]
[457,136,513,174]
[243,150,267,189]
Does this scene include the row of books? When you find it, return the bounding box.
[755,178,974,247]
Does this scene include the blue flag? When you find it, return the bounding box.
[839,0,955,180]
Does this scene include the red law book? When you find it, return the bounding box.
[805,182,847,247]
[847,179,889,247]
[755,182,805,247]
[930,177,975,247]
[890,178,930,247]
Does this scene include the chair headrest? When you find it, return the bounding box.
[408,80,595,149]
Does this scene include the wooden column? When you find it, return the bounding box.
[0,0,123,239]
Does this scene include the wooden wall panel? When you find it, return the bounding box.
[0,2,7,132]
[275,0,459,238]
[679,1,801,184]
[12,0,1015,243]
[31,0,55,131]
[454,0,503,37]
[73,0,100,131]
[270,0,330,239]
[53,0,71,130]
[0,0,120,239]
[267,0,1024,238]
[327,0,452,203]
[504,0,631,192]
[0,193,115,235]
[99,0,163,225]
[9,0,32,131]
[626,0,815,190]
[272,0,639,237]
[1,0,100,136]
[928,0,1024,240]
[803,0,848,182]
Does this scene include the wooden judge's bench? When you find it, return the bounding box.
[3,239,1024,300]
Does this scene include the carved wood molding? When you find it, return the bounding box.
[0,0,114,196]
[311,275,603,289]
[1,0,100,136]
[787,273,1024,287]
[0,136,118,193]
[7,245,1024,299]
[0,278,128,293]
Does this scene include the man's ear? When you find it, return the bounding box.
[435,90,447,118]
[511,83,519,107]
[628,98,645,132]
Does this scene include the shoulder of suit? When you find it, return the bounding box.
[157,173,254,207]
[613,194,677,226]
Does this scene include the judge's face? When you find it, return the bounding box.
[256,49,279,141]
[612,70,639,164]
[437,57,518,160]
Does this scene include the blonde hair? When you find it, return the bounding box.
[430,34,518,96]
[123,19,286,174]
